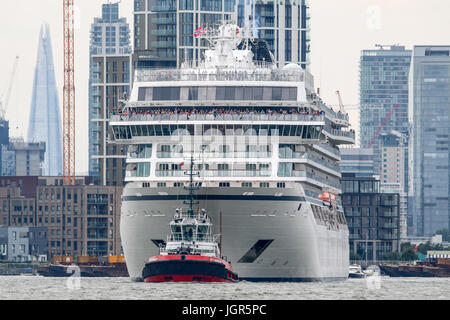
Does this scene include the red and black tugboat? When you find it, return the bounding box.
[142,156,238,283]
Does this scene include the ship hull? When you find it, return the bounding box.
[121,184,349,282]
[143,255,238,283]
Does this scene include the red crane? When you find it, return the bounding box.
[63,0,75,185]
[367,104,400,148]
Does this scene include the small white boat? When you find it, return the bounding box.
[349,264,366,278]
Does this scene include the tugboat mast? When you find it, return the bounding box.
[184,154,200,218]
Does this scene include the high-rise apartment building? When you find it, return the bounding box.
[359,45,411,176]
[133,0,310,69]
[28,23,63,177]
[89,2,132,185]
[409,46,450,237]
[379,132,408,239]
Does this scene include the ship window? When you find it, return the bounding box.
[216,87,226,100]
[272,87,282,100]
[171,225,181,234]
[260,182,270,188]
[162,125,171,136]
[182,224,195,241]
[198,87,207,100]
[253,87,263,100]
[137,144,152,158]
[136,163,150,177]
[197,225,209,240]
[154,125,162,136]
[153,87,180,100]
[243,87,253,100]
[138,87,147,101]
[188,87,198,100]
[225,86,235,99]
[289,87,297,100]
[206,86,215,100]
[263,87,272,100]
[282,87,291,100]
[235,87,244,100]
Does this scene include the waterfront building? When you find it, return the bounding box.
[340,148,374,178]
[359,45,411,176]
[133,0,310,69]
[341,173,400,261]
[0,226,47,262]
[89,2,132,185]
[409,46,450,237]
[27,23,62,176]
[379,132,408,239]
[0,176,123,259]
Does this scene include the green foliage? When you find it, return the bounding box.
[349,251,361,260]
[401,248,418,261]
[381,252,401,261]
[417,241,444,255]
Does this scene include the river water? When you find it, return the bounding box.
[1,276,449,300]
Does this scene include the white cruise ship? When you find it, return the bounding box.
[110,24,355,282]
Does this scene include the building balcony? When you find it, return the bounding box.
[151,40,177,48]
[152,17,177,24]
[152,29,176,36]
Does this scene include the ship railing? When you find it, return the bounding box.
[164,234,216,244]
[171,211,211,221]
[156,170,272,177]
[110,114,324,123]
[279,152,340,171]
[157,151,272,159]
[135,68,305,83]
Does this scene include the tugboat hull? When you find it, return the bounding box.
[142,255,238,283]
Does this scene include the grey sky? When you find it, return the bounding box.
[0,0,449,173]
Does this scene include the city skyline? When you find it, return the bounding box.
[0,0,449,173]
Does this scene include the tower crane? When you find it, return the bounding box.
[63,0,76,185]
[335,90,346,114]
[0,56,20,120]
[367,104,400,148]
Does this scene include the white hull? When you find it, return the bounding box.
[120,184,349,281]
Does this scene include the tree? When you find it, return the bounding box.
[381,252,401,261]
[350,251,361,261]
[401,248,418,261]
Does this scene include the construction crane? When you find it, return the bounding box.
[63,0,76,185]
[367,104,400,148]
[0,56,20,120]
[335,90,346,114]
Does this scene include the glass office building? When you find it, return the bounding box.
[28,23,62,176]
[359,45,411,177]
[409,46,450,237]
[133,0,310,69]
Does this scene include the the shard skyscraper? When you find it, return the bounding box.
[28,23,62,176]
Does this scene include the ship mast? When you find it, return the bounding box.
[184,154,200,218]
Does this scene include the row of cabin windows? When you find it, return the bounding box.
[114,124,322,139]
[142,182,284,188]
[138,86,298,102]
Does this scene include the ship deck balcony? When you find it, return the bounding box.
[110,113,325,123]
[322,127,355,144]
